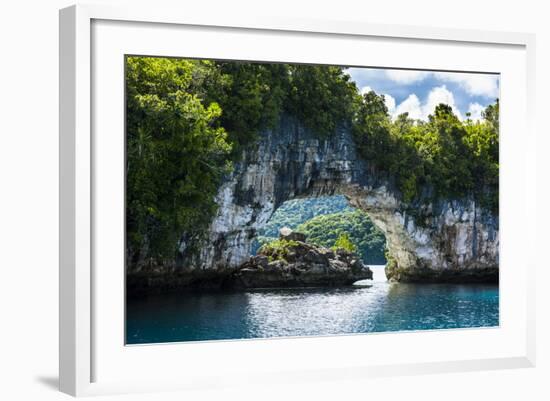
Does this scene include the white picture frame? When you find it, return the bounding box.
[59,3,536,397]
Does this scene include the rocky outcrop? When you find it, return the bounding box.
[279,226,307,242]
[379,200,499,283]
[127,114,499,288]
[226,235,372,289]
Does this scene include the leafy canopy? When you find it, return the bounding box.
[126,58,358,264]
[332,233,357,253]
[353,91,499,211]
[126,57,232,262]
[126,56,499,267]
[297,209,387,264]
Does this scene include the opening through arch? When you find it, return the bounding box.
[251,195,387,267]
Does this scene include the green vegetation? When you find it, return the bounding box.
[126,56,498,266]
[297,209,386,264]
[126,58,360,263]
[284,65,359,137]
[254,197,386,265]
[257,195,352,240]
[208,62,359,153]
[332,233,357,253]
[258,239,301,263]
[126,57,232,263]
[353,92,499,211]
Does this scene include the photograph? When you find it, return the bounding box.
[124,56,500,344]
[2,0,546,399]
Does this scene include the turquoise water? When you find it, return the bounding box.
[126,266,499,344]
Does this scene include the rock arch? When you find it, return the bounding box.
[195,115,499,283]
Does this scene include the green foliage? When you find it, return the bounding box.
[353,91,499,211]
[208,62,360,154]
[258,195,352,239]
[253,197,386,265]
[126,57,233,263]
[258,239,300,263]
[332,233,357,253]
[384,249,398,279]
[352,91,394,171]
[126,56,499,268]
[285,65,360,137]
[482,99,499,133]
[297,209,387,264]
[211,62,289,156]
[126,58,362,265]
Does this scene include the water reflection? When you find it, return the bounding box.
[126,266,499,344]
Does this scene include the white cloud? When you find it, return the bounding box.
[423,85,462,120]
[381,69,499,98]
[385,70,429,84]
[360,85,372,95]
[467,102,485,121]
[434,72,499,98]
[383,93,396,114]
[392,86,462,121]
[393,94,422,120]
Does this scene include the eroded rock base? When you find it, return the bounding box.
[385,264,498,284]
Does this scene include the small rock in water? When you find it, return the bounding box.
[229,238,373,289]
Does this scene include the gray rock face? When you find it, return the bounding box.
[129,114,498,286]
[227,239,372,289]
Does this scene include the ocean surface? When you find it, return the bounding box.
[126,266,499,344]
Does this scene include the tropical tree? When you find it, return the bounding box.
[126,57,232,264]
[332,233,357,253]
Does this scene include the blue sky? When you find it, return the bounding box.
[346,68,500,121]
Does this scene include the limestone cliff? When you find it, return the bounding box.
[128,115,498,288]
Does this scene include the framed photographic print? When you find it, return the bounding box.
[59,4,536,396]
